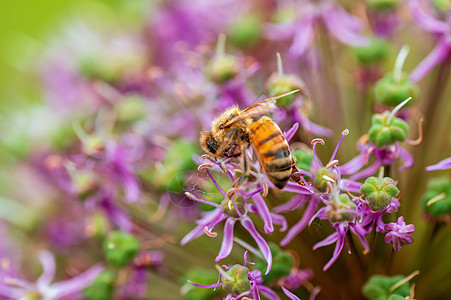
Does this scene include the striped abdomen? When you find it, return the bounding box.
[249,116,293,189]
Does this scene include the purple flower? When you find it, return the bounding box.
[188,251,280,300]
[409,0,451,82]
[384,216,415,251]
[426,156,451,171]
[181,169,287,274]
[0,250,103,299]
[280,130,363,246]
[265,0,370,58]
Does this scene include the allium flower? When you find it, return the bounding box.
[384,216,415,251]
[188,251,281,300]
[426,156,451,171]
[409,0,451,82]
[0,250,103,299]
[265,0,370,58]
[181,169,289,274]
[280,129,363,246]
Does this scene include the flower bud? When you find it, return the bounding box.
[354,38,390,65]
[221,264,251,295]
[293,149,314,172]
[206,55,240,84]
[360,176,399,211]
[221,193,246,218]
[327,194,357,223]
[368,111,409,147]
[266,74,306,108]
[147,140,197,193]
[255,243,293,284]
[374,73,419,107]
[367,0,400,11]
[84,271,116,300]
[103,231,140,267]
[422,177,451,217]
[313,168,338,192]
[362,275,411,300]
[228,14,261,47]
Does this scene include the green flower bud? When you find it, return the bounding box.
[313,168,338,193]
[206,55,240,84]
[374,73,419,107]
[116,96,146,125]
[362,275,410,300]
[360,176,399,211]
[103,231,140,267]
[221,264,251,295]
[327,194,357,223]
[144,140,197,193]
[255,243,293,284]
[266,73,306,108]
[368,111,409,147]
[367,0,400,11]
[84,271,116,300]
[293,149,314,172]
[433,0,450,11]
[228,14,261,47]
[422,177,451,217]
[221,194,246,218]
[354,38,390,65]
[184,269,221,300]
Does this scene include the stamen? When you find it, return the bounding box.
[204,226,218,238]
[387,97,412,124]
[234,238,264,259]
[329,129,349,162]
[262,182,269,197]
[198,163,213,171]
[276,52,284,77]
[311,138,325,168]
[406,283,416,299]
[389,270,419,293]
[311,138,325,145]
[394,46,410,83]
[323,175,336,183]
[364,146,374,164]
[228,200,233,210]
[406,118,423,145]
[426,193,446,206]
[326,159,339,169]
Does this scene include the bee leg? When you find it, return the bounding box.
[234,144,250,188]
[290,162,306,186]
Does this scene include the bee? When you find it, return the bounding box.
[200,90,304,189]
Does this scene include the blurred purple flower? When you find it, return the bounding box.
[426,156,451,171]
[384,216,415,251]
[266,0,370,58]
[409,0,451,82]
[0,250,103,300]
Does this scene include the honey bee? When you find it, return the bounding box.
[200,90,304,189]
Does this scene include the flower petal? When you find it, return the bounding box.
[215,218,236,262]
[181,209,224,245]
[426,157,451,171]
[322,9,370,47]
[252,193,274,233]
[410,38,450,82]
[281,198,319,246]
[282,286,300,300]
[409,0,449,34]
[397,146,414,171]
[288,16,316,58]
[37,250,56,290]
[241,217,272,275]
[50,264,104,298]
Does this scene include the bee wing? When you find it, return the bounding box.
[223,90,299,127]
